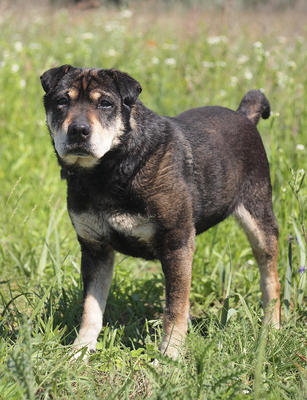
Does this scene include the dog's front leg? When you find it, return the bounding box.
[159,231,195,359]
[72,245,115,357]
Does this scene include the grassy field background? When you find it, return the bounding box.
[0,1,307,398]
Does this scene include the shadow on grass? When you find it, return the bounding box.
[0,272,166,350]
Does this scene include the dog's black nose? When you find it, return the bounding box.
[67,122,91,141]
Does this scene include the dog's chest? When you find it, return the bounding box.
[69,208,156,250]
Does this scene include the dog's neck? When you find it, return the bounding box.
[60,167,74,181]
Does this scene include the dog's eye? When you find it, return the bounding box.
[57,97,68,106]
[99,100,112,108]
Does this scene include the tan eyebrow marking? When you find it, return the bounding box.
[68,89,79,100]
[90,90,102,101]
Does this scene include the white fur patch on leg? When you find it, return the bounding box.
[71,255,114,360]
[234,204,280,327]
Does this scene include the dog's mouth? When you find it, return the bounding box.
[64,143,93,158]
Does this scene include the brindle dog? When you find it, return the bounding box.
[41,65,280,359]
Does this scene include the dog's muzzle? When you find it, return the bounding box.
[65,121,93,156]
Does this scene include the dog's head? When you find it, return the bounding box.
[40,65,142,168]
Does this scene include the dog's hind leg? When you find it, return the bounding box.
[234,202,280,328]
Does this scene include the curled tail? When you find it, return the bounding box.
[237,90,270,126]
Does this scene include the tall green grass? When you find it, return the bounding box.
[0,2,307,398]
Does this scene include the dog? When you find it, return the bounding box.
[40,65,280,359]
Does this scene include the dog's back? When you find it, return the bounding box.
[173,91,272,233]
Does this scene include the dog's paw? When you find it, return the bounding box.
[159,334,185,361]
[70,337,97,361]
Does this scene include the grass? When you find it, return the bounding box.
[0,1,307,398]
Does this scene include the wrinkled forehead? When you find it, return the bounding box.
[56,68,119,99]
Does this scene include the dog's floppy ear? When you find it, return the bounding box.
[40,64,73,93]
[111,69,142,107]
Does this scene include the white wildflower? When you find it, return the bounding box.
[237,54,249,64]
[202,61,215,69]
[288,61,297,69]
[152,57,160,64]
[207,35,228,45]
[80,32,94,40]
[14,41,23,52]
[298,169,305,178]
[247,260,254,266]
[216,61,227,67]
[119,10,133,18]
[296,144,305,151]
[11,64,19,73]
[253,41,263,49]
[20,79,26,89]
[165,58,177,66]
[230,76,238,86]
[107,49,117,57]
[3,50,10,59]
[244,70,253,80]
[277,36,287,44]
[277,71,288,88]
[29,43,42,50]
[253,41,264,56]
[105,22,119,32]
[219,90,226,97]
